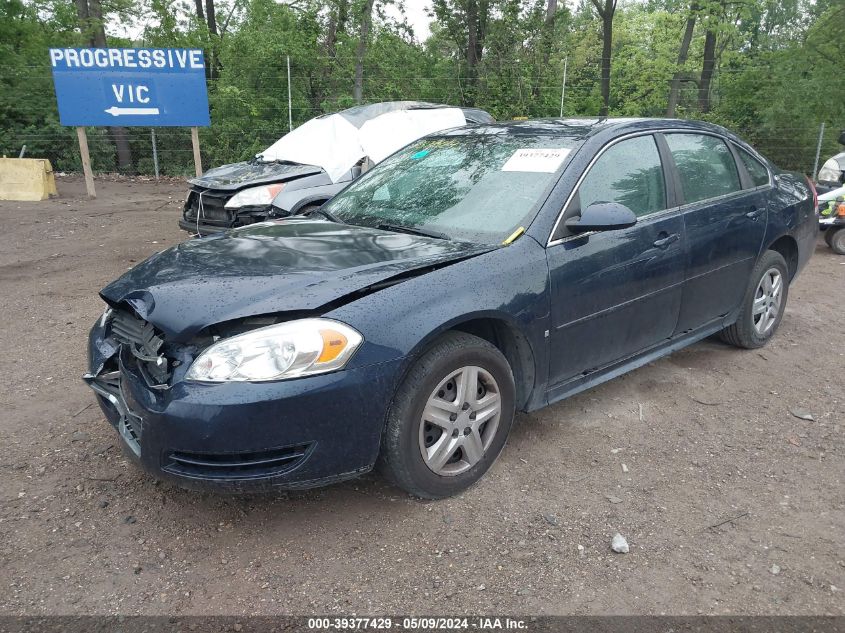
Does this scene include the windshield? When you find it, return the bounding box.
[322,133,583,244]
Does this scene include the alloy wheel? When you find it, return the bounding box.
[752,267,783,335]
[418,366,501,476]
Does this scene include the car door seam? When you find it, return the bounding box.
[554,280,686,331]
[681,256,755,284]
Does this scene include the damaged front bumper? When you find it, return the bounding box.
[83,367,143,458]
[83,313,401,492]
[180,188,272,235]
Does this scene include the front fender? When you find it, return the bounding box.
[325,237,551,404]
[270,180,348,215]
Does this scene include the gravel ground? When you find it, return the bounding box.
[0,175,843,616]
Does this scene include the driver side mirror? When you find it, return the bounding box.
[564,202,638,234]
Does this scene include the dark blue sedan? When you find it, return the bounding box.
[84,118,817,498]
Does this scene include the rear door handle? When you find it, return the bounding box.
[653,233,680,249]
[746,206,765,220]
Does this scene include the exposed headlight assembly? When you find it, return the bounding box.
[99,306,113,328]
[185,319,363,382]
[224,183,284,209]
[817,158,843,184]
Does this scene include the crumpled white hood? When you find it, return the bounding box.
[258,107,467,182]
[359,108,467,164]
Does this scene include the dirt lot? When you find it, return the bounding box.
[0,175,842,616]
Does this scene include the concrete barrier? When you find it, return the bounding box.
[0,158,58,201]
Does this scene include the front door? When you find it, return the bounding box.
[546,134,685,388]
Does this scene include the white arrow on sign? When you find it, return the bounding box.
[105,106,160,116]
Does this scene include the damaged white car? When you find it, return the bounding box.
[180,101,494,235]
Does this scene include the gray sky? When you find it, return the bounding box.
[386,0,579,43]
[124,0,582,45]
[114,1,437,42]
[386,0,434,42]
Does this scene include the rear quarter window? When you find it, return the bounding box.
[735,146,770,188]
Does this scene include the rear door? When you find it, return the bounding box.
[545,133,685,389]
[662,133,769,333]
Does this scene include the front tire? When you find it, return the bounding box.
[719,250,789,349]
[378,332,515,499]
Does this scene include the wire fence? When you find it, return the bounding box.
[2,63,840,178]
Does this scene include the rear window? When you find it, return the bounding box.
[665,133,741,204]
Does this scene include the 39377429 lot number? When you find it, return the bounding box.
[307,617,528,630]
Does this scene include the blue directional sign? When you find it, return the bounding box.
[49,48,210,127]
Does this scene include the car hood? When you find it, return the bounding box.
[188,161,325,191]
[100,220,492,342]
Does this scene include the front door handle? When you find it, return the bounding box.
[653,233,680,249]
[746,206,765,220]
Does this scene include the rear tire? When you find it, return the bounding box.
[828,228,845,255]
[378,332,515,499]
[719,250,789,349]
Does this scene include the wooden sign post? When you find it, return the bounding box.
[75,127,96,198]
[191,126,203,177]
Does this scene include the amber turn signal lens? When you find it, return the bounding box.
[317,329,349,363]
[268,183,284,198]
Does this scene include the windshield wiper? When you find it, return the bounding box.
[299,207,345,224]
[377,223,450,241]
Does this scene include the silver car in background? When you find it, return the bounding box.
[180,102,494,235]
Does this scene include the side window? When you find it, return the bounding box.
[570,135,667,218]
[665,133,741,204]
[735,145,770,187]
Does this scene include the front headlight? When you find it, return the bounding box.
[224,183,284,209]
[185,318,363,382]
[818,159,842,184]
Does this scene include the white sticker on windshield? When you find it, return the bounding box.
[501,148,571,173]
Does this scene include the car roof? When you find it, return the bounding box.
[322,101,494,128]
[440,117,734,140]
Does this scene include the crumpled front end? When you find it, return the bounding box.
[84,305,201,459]
[83,306,401,492]
[181,187,239,234]
[180,161,328,234]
